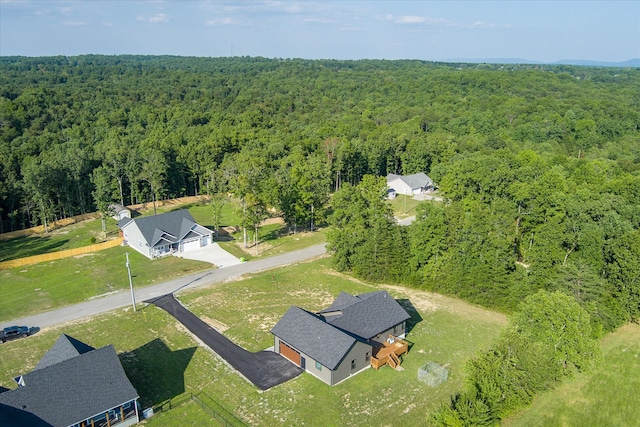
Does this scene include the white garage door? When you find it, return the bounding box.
[182,238,201,252]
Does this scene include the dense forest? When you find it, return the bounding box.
[1,55,639,329]
[1,54,639,425]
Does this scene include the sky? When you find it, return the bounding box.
[1,1,639,63]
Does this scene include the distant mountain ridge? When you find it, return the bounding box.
[442,58,640,67]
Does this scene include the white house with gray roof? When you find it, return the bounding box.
[271,291,410,386]
[0,334,139,427]
[386,172,434,196]
[117,209,213,260]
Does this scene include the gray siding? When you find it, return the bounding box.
[274,336,372,386]
[331,341,372,386]
[370,322,406,346]
[274,336,333,385]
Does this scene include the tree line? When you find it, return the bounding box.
[1,56,638,235]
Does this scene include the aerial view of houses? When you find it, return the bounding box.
[1,4,638,425]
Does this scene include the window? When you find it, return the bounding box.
[351,359,356,370]
[365,351,370,362]
[315,361,322,371]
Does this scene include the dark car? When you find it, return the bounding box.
[0,326,32,343]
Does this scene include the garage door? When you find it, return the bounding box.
[279,341,301,366]
[182,238,201,252]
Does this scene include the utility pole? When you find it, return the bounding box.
[126,252,136,312]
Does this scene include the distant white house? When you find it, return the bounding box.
[386,172,435,196]
[109,203,131,221]
[117,209,213,259]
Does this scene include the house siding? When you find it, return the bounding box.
[331,341,372,386]
[122,224,152,259]
[274,336,333,385]
[387,178,413,195]
[370,322,406,346]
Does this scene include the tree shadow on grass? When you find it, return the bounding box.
[0,235,69,262]
[397,299,423,335]
[119,339,197,409]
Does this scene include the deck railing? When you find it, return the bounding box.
[370,335,409,370]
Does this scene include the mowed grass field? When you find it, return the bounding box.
[0,216,120,263]
[0,200,326,323]
[0,258,507,426]
[0,246,210,323]
[504,322,640,427]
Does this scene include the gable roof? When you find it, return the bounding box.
[118,209,211,247]
[317,291,360,314]
[108,203,128,213]
[271,307,358,370]
[386,172,433,190]
[320,291,410,340]
[34,334,95,371]
[0,339,138,427]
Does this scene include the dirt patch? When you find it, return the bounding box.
[73,253,95,259]
[261,217,285,226]
[383,284,508,326]
[201,316,229,332]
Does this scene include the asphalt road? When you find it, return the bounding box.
[149,294,303,390]
[1,244,327,330]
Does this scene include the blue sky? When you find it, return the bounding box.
[1,1,638,62]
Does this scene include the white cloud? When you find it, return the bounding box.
[137,13,169,23]
[385,14,456,26]
[149,13,169,23]
[205,17,233,26]
[395,15,426,24]
[470,21,512,29]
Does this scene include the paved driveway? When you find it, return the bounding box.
[148,294,303,390]
[177,242,241,268]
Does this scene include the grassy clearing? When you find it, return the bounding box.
[177,258,507,426]
[0,246,209,322]
[0,199,324,323]
[0,258,507,426]
[503,323,640,427]
[0,217,120,262]
[387,195,423,218]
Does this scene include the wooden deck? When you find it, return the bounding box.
[370,335,409,370]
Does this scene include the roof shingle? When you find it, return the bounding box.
[271,307,357,370]
[0,340,138,427]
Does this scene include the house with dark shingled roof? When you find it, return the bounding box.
[0,335,139,427]
[118,209,213,259]
[271,290,410,386]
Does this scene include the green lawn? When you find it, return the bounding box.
[0,258,507,426]
[0,246,210,322]
[0,216,120,262]
[387,195,423,218]
[503,322,640,427]
[0,200,323,323]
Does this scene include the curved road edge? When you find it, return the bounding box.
[0,243,327,331]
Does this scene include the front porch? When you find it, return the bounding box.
[370,335,409,370]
